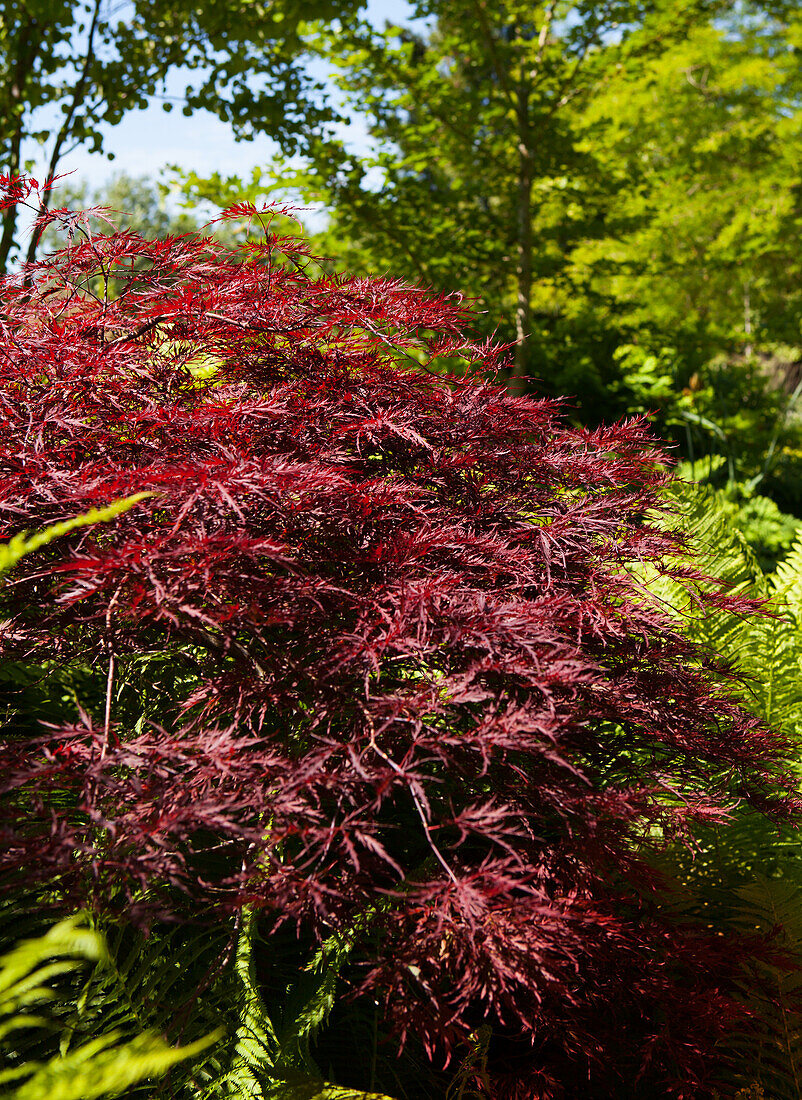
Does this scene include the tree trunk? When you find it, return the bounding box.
[509,49,534,398]
[743,280,753,358]
[24,0,102,271]
[509,5,554,397]
[0,128,23,276]
[510,138,533,396]
[0,19,41,274]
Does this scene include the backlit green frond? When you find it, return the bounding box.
[0,494,155,577]
[654,479,802,744]
[198,909,394,1100]
[0,914,220,1100]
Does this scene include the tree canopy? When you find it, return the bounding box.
[0,0,362,271]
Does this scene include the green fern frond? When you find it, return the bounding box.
[218,907,279,1099]
[0,913,221,1100]
[199,909,396,1100]
[0,494,155,577]
[5,1028,220,1100]
[650,480,802,743]
[0,916,107,1043]
[267,1085,398,1100]
[771,528,802,609]
[648,478,802,1097]
[724,879,802,1100]
[269,914,374,1081]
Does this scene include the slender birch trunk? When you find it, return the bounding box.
[0,20,41,274]
[511,128,533,396]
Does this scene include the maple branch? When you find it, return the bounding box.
[367,724,459,887]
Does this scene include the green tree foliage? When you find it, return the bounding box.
[198,1,802,484]
[574,4,802,361]
[40,175,202,243]
[214,0,802,530]
[0,0,363,271]
[36,174,259,262]
[249,0,739,400]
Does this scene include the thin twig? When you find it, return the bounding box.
[366,716,458,886]
[106,315,167,347]
[100,586,122,762]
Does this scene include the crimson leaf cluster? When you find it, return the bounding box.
[0,178,797,1096]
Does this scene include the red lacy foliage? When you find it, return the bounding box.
[0,185,798,1096]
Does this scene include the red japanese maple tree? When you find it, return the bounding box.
[0,178,797,1096]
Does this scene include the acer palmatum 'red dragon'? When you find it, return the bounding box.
[0,177,798,1097]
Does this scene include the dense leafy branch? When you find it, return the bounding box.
[0,179,799,1095]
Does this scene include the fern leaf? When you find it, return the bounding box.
[221,908,279,1099]
[5,1028,220,1100]
[0,493,155,577]
[0,914,221,1100]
